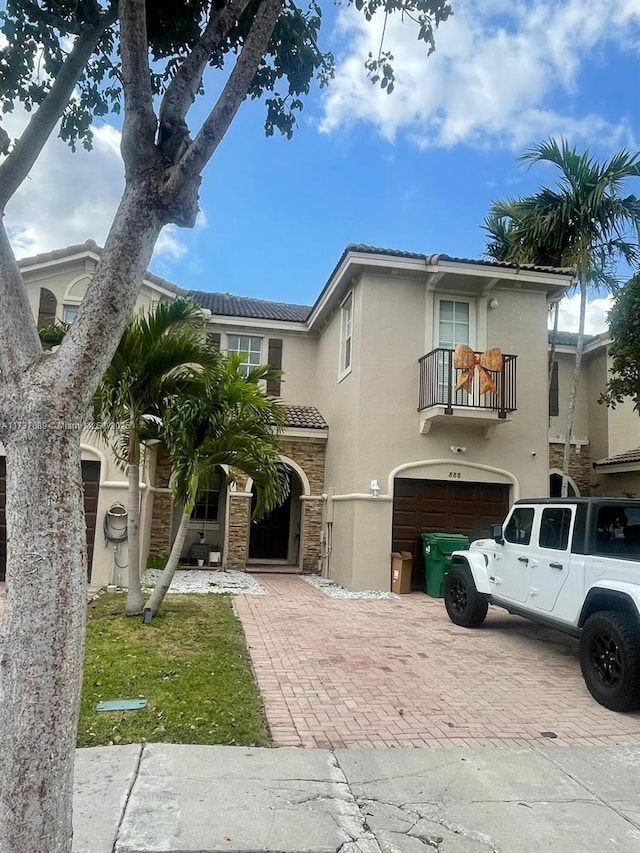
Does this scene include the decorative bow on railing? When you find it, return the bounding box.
[454,345,504,395]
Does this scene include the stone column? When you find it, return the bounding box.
[226,473,251,571]
[280,437,327,574]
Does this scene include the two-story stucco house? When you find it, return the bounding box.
[548,331,640,500]
[1,240,577,591]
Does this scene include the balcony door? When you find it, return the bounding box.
[434,297,476,405]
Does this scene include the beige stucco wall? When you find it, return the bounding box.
[595,472,640,498]
[557,342,638,464]
[584,348,609,461]
[549,348,590,443]
[24,256,163,324]
[313,281,362,498]
[314,272,556,590]
[207,325,319,405]
[351,277,551,497]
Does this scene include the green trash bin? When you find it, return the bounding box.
[421,532,469,598]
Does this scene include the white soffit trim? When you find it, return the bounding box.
[593,462,640,474]
[206,316,309,334]
[282,427,328,440]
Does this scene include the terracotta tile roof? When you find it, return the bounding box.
[189,290,311,322]
[284,405,327,430]
[593,448,640,468]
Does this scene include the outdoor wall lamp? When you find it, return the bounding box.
[370,479,381,498]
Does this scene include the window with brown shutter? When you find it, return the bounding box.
[549,360,559,416]
[267,338,282,396]
[37,288,57,327]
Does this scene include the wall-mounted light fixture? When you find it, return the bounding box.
[489,297,500,310]
[370,479,380,498]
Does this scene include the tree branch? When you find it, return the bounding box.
[158,0,251,134]
[163,0,283,196]
[21,1,83,35]
[0,222,42,378]
[0,9,116,208]
[119,0,158,174]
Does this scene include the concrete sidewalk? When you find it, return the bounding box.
[76,743,640,853]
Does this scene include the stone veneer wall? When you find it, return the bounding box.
[226,473,251,571]
[225,438,327,572]
[549,443,593,496]
[148,444,173,557]
[280,437,326,573]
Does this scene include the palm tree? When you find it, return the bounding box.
[484,139,640,496]
[144,355,288,616]
[94,298,218,615]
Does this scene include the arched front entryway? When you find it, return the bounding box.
[248,465,304,566]
[549,470,579,497]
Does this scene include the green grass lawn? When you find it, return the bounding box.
[78,592,270,748]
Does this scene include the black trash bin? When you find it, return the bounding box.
[421,532,469,598]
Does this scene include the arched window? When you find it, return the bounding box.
[37,288,57,327]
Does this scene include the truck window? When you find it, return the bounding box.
[596,505,640,558]
[504,507,534,545]
[539,508,571,550]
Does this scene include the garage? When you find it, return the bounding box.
[0,458,100,583]
[392,478,510,588]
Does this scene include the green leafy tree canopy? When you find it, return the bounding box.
[602,272,640,412]
[0,0,453,150]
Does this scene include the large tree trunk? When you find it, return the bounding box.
[125,426,144,616]
[561,279,587,497]
[145,509,191,616]
[0,430,87,853]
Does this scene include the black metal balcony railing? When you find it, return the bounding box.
[418,348,517,418]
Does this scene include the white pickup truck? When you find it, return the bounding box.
[443,498,640,712]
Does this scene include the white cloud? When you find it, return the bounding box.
[320,0,640,149]
[5,114,124,257]
[4,111,191,262]
[154,226,189,262]
[554,293,613,334]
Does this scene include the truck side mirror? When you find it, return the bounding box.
[490,523,504,544]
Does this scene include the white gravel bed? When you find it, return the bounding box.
[142,569,266,595]
[301,574,398,599]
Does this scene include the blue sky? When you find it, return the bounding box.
[5,0,640,331]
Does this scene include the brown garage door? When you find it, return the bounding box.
[0,458,100,583]
[392,478,509,588]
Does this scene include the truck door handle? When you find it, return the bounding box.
[518,556,529,564]
[549,562,563,570]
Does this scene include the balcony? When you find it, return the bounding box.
[418,348,517,435]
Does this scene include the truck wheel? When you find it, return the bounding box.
[444,565,488,628]
[580,611,640,712]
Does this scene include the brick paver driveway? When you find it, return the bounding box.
[236,574,640,749]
